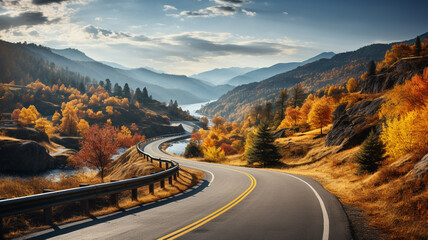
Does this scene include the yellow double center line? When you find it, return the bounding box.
[158,167,257,240]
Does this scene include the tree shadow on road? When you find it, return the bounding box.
[24,179,210,240]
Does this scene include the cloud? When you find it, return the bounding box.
[283,11,288,15]
[213,0,250,6]
[32,0,67,5]
[29,30,39,36]
[173,6,238,18]
[83,25,134,40]
[242,9,256,16]
[0,11,50,30]
[162,5,177,11]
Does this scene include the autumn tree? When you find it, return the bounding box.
[52,111,61,125]
[355,130,385,174]
[307,97,333,135]
[203,146,225,162]
[59,104,79,135]
[285,106,301,126]
[18,105,40,126]
[290,83,306,108]
[73,124,120,182]
[11,109,20,121]
[346,78,358,93]
[77,119,90,136]
[212,116,224,129]
[35,118,55,138]
[246,121,281,166]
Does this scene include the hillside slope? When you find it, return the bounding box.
[227,52,335,86]
[201,34,427,122]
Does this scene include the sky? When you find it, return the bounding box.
[0,0,427,75]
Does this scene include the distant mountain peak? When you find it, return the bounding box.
[51,48,94,62]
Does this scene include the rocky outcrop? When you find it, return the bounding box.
[408,154,428,179]
[325,98,383,150]
[51,136,81,150]
[360,56,428,94]
[0,139,55,174]
[2,127,49,142]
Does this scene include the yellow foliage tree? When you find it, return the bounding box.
[52,111,61,125]
[77,119,90,136]
[106,106,114,115]
[203,146,225,162]
[381,109,428,159]
[35,118,55,138]
[346,78,357,93]
[18,105,40,126]
[59,104,79,135]
[307,97,333,135]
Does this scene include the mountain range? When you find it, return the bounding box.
[190,67,256,85]
[1,42,234,105]
[227,52,335,86]
[200,33,428,122]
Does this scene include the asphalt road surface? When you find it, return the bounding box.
[22,123,352,240]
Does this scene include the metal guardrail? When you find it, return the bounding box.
[0,132,184,237]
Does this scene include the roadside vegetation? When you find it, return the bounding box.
[182,40,428,240]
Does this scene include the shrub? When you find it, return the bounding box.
[184,141,203,158]
[203,146,225,162]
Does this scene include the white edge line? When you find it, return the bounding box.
[283,173,329,240]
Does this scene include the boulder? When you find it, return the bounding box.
[0,139,55,174]
[408,154,428,179]
[325,98,383,150]
[51,136,81,150]
[2,127,49,142]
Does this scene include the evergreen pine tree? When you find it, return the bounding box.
[355,130,386,174]
[123,83,131,99]
[367,60,376,77]
[113,83,122,97]
[135,88,143,103]
[275,89,288,123]
[78,82,85,93]
[99,80,105,88]
[105,79,112,93]
[246,121,281,166]
[142,87,149,103]
[414,36,421,57]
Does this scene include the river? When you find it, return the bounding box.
[165,101,212,155]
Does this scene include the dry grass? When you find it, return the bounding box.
[272,129,428,240]
[176,124,427,240]
[1,145,204,239]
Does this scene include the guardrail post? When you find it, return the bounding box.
[150,157,153,163]
[110,180,119,208]
[43,189,54,224]
[131,177,138,201]
[166,162,169,169]
[173,172,177,181]
[0,197,4,240]
[159,161,162,168]
[79,184,90,216]
[168,176,173,185]
[149,184,154,195]
[160,179,165,189]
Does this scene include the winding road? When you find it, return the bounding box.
[22,122,352,240]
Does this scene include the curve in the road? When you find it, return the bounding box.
[158,167,256,240]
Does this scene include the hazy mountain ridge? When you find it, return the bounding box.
[201,33,428,122]
[227,52,335,86]
[191,67,256,85]
[51,48,95,62]
[19,43,232,104]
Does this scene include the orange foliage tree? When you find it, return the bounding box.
[35,117,55,138]
[307,97,333,135]
[72,124,120,182]
[346,78,358,93]
[59,103,79,135]
[285,106,301,126]
[18,105,40,126]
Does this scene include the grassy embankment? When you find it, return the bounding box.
[174,126,427,240]
[0,145,204,239]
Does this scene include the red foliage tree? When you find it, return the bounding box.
[219,143,238,156]
[72,124,120,182]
